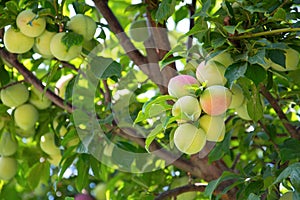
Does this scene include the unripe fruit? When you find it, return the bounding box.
[129,20,150,42]
[29,87,52,110]
[35,30,56,58]
[92,183,107,200]
[67,14,97,41]
[279,192,294,200]
[168,75,199,98]
[229,83,244,109]
[0,156,18,180]
[48,153,62,166]
[4,27,34,54]
[172,96,201,122]
[174,123,206,155]
[50,32,82,61]
[196,61,227,87]
[14,104,39,130]
[268,48,300,71]
[0,83,29,108]
[170,176,196,200]
[209,51,234,68]
[199,115,225,142]
[75,194,96,200]
[16,126,35,138]
[16,9,46,37]
[53,118,68,137]
[200,85,232,116]
[235,100,251,120]
[40,132,61,155]
[0,132,18,156]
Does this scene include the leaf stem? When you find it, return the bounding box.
[230,27,300,40]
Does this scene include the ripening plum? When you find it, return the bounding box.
[0,132,18,156]
[168,75,199,98]
[0,156,18,180]
[129,20,150,42]
[50,32,83,61]
[40,132,61,155]
[200,85,232,116]
[34,30,56,58]
[92,183,107,200]
[48,153,62,166]
[67,14,97,41]
[199,115,225,142]
[14,104,39,130]
[29,87,52,110]
[0,83,29,108]
[172,96,201,122]
[16,9,46,37]
[4,27,34,54]
[229,83,245,109]
[196,61,227,87]
[174,123,206,155]
[16,126,36,138]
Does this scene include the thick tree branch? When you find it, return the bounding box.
[154,183,206,200]
[260,85,299,139]
[0,48,74,113]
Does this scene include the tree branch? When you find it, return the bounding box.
[0,48,74,113]
[154,183,206,200]
[187,0,196,50]
[260,84,299,139]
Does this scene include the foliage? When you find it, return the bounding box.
[0,0,300,200]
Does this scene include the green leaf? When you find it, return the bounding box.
[5,1,19,15]
[272,8,286,21]
[145,124,163,152]
[266,49,286,69]
[245,64,267,86]
[141,95,174,115]
[279,138,300,162]
[65,197,74,200]
[274,162,300,184]
[247,193,260,200]
[89,56,122,79]
[26,162,50,190]
[155,0,176,22]
[160,56,183,70]
[62,32,84,51]
[208,131,231,162]
[247,89,263,121]
[178,18,208,41]
[225,62,248,87]
[0,65,10,87]
[248,49,266,66]
[76,155,90,191]
[210,32,226,48]
[192,0,211,17]
[174,5,188,23]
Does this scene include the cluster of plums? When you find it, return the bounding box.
[4,9,97,61]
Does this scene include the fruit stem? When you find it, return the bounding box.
[230,27,300,40]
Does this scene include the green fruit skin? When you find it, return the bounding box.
[0,83,29,108]
[92,183,107,200]
[16,126,36,138]
[16,9,46,37]
[4,27,34,54]
[29,87,52,110]
[0,156,18,180]
[196,61,227,87]
[199,115,225,142]
[129,20,150,42]
[200,85,232,116]
[35,30,56,58]
[174,123,206,155]
[50,32,82,61]
[0,132,18,156]
[170,177,196,200]
[40,133,61,155]
[172,96,201,122]
[210,51,234,68]
[280,192,294,200]
[14,104,39,130]
[168,75,199,98]
[229,83,244,109]
[68,14,97,41]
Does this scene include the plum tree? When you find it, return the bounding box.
[50,32,83,61]
[34,30,56,58]
[174,123,206,155]
[129,20,150,42]
[67,14,97,41]
[3,27,34,54]
[172,95,201,122]
[170,176,196,200]
[14,103,39,130]
[199,115,226,142]
[200,85,232,116]
[0,132,18,156]
[168,75,199,98]
[0,156,18,180]
[40,132,61,155]
[196,61,227,87]
[229,83,245,109]
[92,183,107,200]
[0,83,29,108]
[29,87,52,110]
[16,9,46,37]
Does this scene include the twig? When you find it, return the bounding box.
[102,79,111,104]
[258,120,279,151]
[154,183,206,200]
[0,48,74,113]
[187,0,196,51]
[260,84,299,139]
